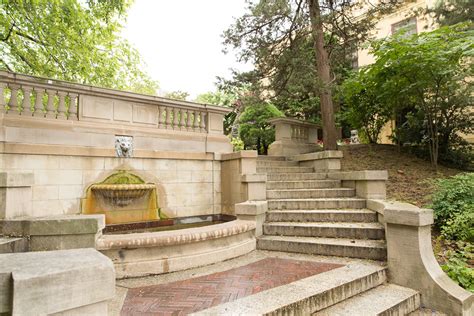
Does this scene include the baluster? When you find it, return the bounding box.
[192,110,199,131]
[21,86,33,116]
[172,108,178,129]
[199,112,206,132]
[68,93,78,120]
[33,88,45,117]
[0,82,6,113]
[57,91,67,119]
[8,84,20,114]
[179,108,186,130]
[186,109,192,130]
[157,106,163,128]
[165,107,172,128]
[45,89,57,118]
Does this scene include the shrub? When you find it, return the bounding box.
[430,173,474,241]
[441,242,474,292]
[230,136,244,152]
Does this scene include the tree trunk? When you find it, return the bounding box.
[307,0,338,150]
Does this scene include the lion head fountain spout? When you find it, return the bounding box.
[82,171,163,225]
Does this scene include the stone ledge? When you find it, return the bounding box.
[1,215,105,236]
[0,248,115,315]
[96,219,256,250]
[292,150,343,162]
[240,173,267,183]
[218,150,258,161]
[0,172,34,188]
[268,117,321,128]
[235,201,268,216]
[367,200,433,226]
[328,170,388,181]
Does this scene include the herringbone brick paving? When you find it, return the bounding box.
[121,257,343,315]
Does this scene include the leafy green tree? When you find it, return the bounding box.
[0,0,158,95]
[338,69,392,144]
[239,100,283,154]
[428,0,473,27]
[164,90,189,101]
[223,0,398,150]
[346,24,473,168]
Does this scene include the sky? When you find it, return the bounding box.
[122,0,253,99]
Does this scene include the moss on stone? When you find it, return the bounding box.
[101,171,145,185]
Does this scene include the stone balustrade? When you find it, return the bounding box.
[0,71,230,134]
[268,117,321,156]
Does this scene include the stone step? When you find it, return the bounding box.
[263,222,385,239]
[267,188,355,199]
[257,160,299,167]
[267,180,341,190]
[195,264,387,315]
[257,166,314,174]
[315,284,420,315]
[257,155,287,161]
[267,173,328,181]
[268,198,367,210]
[257,235,386,260]
[266,209,378,223]
[0,237,28,254]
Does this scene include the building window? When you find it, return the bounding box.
[391,17,417,36]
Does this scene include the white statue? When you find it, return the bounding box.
[350,130,360,144]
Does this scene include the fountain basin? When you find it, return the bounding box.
[97,219,256,279]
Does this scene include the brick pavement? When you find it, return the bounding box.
[121,257,343,315]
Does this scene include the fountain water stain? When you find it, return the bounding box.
[82,171,163,225]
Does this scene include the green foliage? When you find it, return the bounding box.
[0,0,158,94]
[164,91,189,101]
[229,136,245,152]
[239,101,283,154]
[338,69,392,143]
[430,173,474,241]
[344,24,473,167]
[428,0,474,27]
[441,242,474,292]
[222,0,399,122]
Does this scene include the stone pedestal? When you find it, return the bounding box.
[0,248,115,315]
[235,201,267,237]
[0,172,33,219]
[328,170,388,199]
[293,151,343,172]
[367,200,474,316]
[268,118,321,157]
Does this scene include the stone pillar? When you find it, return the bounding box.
[220,151,268,235]
[293,151,343,172]
[0,248,115,315]
[268,117,321,157]
[328,170,388,199]
[0,172,34,219]
[368,200,473,316]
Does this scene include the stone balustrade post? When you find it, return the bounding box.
[220,151,267,236]
[367,200,473,315]
[292,150,343,172]
[327,170,388,198]
[268,117,321,157]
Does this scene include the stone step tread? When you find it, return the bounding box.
[258,168,314,173]
[267,209,376,214]
[264,222,384,229]
[314,284,420,315]
[269,198,367,202]
[267,173,329,180]
[267,180,338,183]
[258,235,387,248]
[267,188,354,193]
[257,156,287,161]
[195,264,387,315]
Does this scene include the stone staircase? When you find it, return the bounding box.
[257,155,387,261]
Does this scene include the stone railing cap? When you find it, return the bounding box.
[0,70,232,115]
[240,173,267,183]
[218,150,258,161]
[368,200,434,226]
[268,117,321,128]
[328,170,388,181]
[292,150,343,161]
[235,201,268,215]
